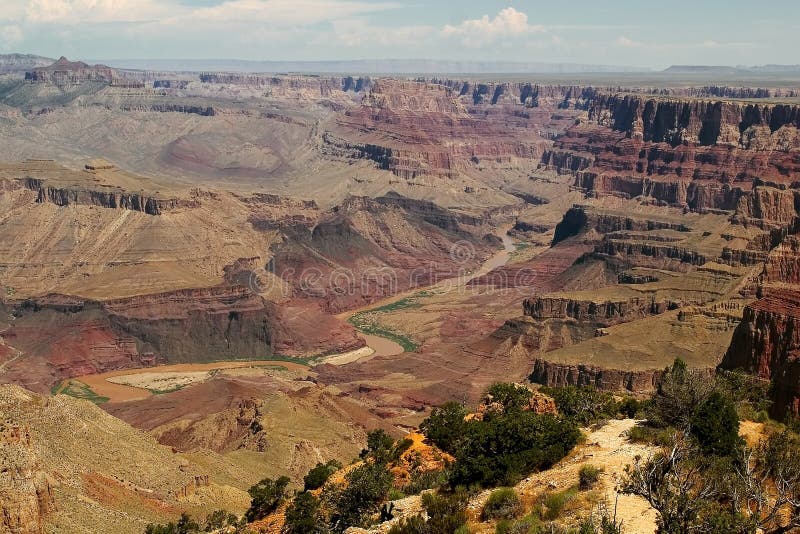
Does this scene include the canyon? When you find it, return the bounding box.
[0,54,799,531]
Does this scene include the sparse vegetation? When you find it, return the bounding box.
[540,385,618,425]
[482,487,523,521]
[245,476,290,522]
[285,491,328,534]
[578,465,602,491]
[55,380,110,404]
[304,459,343,491]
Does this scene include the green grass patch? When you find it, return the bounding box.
[345,291,429,353]
[57,380,109,404]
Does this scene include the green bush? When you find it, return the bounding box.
[304,460,343,491]
[495,514,542,534]
[326,461,393,532]
[404,468,448,495]
[578,465,602,491]
[421,491,469,533]
[245,476,290,522]
[627,424,675,447]
[690,390,743,457]
[617,397,642,419]
[203,510,238,531]
[647,358,711,430]
[482,487,523,521]
[420,401,468,453]
[145,513,200,534]
[449,411,580,488]
[540,386,617,425]
[487,383,533,410]
[284,491,327,534]
[541,487,577,520]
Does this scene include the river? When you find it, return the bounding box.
[352,229,517,359]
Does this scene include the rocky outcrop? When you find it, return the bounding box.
[529,359,664,392]
[552,205,690,246]
[24,178,199,215]
[546,95,800,219]
[25,56,115,86]
[763,234,800,284]
[0,421,54,534]
[719,290,800,417]
[331,79,583,179]
[523,296,678,326]
[0,286,364,392]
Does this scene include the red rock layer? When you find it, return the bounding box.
[720,289,800,416]
[331,79,584,179]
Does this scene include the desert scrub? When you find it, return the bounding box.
[540,486,578,520]
[482,487,523,521]
[578,465,603,490]
[495,514,543,534]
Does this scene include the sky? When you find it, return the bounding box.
[1,0,798,68]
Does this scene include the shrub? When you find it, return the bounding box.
[145,513,200,534]
[361,429,396,461]
[482,487,523,521]
[203,510,237,531]
[617,397,642,419]
[690,390,743,457]
[404,468,448,495]
[578,465,603,491]
[326,460,393,532]
[495,514,542,534]
[421,491,469,533]
[487,383,533,410]
[284,491,327,534]
[541,487,577,520]
[541,386,617,425]
[647,358,711,430]
[420,401,468,453]
[245,476,290,522]
[627,424,675,447]
[449,411,580,487]
[304,460,343,491]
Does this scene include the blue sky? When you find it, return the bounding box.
[2,0,798,67]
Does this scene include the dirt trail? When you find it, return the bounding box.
[512,418,657,533]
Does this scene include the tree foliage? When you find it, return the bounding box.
[541,385,618,425]
[326,460,393,532]
[245,476,290,522]
[304,460,343,492]
[285,491,328,534]
[690,390,743,457]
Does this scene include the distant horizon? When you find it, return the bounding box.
[15,54,800,76]
[1,1,797,69]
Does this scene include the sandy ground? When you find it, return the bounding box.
[316,346,376,365]
[107,370,212,392]
[76,360,309,402]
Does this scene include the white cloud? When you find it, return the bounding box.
[615,35,639,47]
[331,18,433,48]
[25,0,174,24]
[189,0,398,26]
[442,7,544,41]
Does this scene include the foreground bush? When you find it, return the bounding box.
[578,465,602,490]
[481,487,523,521]
[326,460,393,532]
[304,460,343,491]
[422,384,580,488]
[387,490,469,534]
[245,476,290,521]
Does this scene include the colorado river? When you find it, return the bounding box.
[349,229,517,358]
